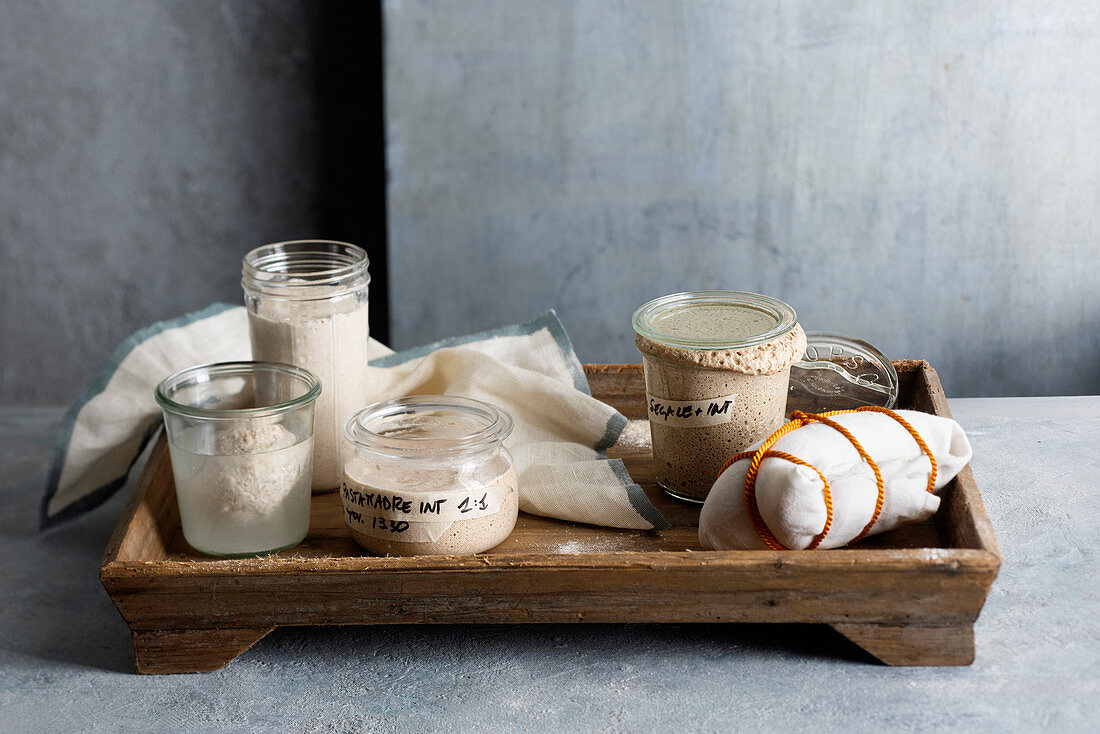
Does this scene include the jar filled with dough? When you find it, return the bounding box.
[633,291,806,503]
[341,396,519,556]
[242,240,370,493]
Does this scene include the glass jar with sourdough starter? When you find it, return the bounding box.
[633,291,806,503]
[341,396,519,556]
[242,240,370,493]
[155,361,320,556]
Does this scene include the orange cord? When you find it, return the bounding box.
[717,406,939,550]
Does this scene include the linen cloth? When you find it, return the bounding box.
[41,304,667,532]
[699,409,971,550]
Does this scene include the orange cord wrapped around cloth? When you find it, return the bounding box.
[699,407,973,551]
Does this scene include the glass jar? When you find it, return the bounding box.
[341,396,519,556]
[154,361,320,557]
[242,240,370,493]
[633,291,806,503]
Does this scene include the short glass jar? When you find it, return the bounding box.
[633,291,806,503]
[341,396,519,556]
[242,240,370,493]
[154,361,320,557]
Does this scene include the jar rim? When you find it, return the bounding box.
[242,240,370,300]
[632,290,798,351]
[344,395,514,459]
[154,361,321,421]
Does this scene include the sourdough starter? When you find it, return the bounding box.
[170,423,313,555]
[636,305,806,501]
[341,462,519,556]
[248,298,369,491]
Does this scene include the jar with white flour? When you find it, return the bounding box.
[341,396,519,556]
[243,240,370,492]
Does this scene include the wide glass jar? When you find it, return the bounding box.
[341,396,519,556]
[242,240,370,492]
[154,361,320,557]
[633,291,806,503]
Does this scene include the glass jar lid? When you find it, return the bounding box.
[632,291,798,351]
[344,396,514,459]
[786,333,899,413]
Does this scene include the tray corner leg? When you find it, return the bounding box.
[132,627,274,674]
[831,623,975,666]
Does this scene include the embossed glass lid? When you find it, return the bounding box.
[632,291,798,350]
[786,333,899,413]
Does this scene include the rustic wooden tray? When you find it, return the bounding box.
[100,361,1000,674]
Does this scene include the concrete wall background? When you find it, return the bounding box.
[385,0,1100,397]
[0,0,323,404]
[2,1,1098,403]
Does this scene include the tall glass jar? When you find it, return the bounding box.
[633,291,806,503]
[242,240,370,492]
[340,396,519,556]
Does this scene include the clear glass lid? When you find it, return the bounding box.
[787,333,898,413]
[632,291,798,351]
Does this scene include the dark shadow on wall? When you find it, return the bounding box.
[317,0,390,346]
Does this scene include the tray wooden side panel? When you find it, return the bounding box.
[103,546,997,672]
[585,364,648,419]
[102,548,998,628]
[101,361,1000,673]
[910,363,1001,557]
[100,428,178,566]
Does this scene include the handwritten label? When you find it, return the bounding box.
[340,477,511,542]
[646,393,738,427]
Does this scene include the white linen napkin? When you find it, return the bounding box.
[699,409,972,550]
[366,324,666,529]
[42,304,668,531]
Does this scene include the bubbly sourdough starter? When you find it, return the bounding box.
[342,461,519,556]
[170,423,312,555]
[637,307,806,501]
[249,298,369,491]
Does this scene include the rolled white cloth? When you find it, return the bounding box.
[699,409,972,550]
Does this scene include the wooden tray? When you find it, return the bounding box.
[100,361,1000,674]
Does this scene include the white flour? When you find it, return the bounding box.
[248,298,370,491]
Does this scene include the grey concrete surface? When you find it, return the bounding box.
[1,398,1097,732]
[385,0,1100,398]
[0,0,323,405]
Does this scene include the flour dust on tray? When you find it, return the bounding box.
[170,422,313,556]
